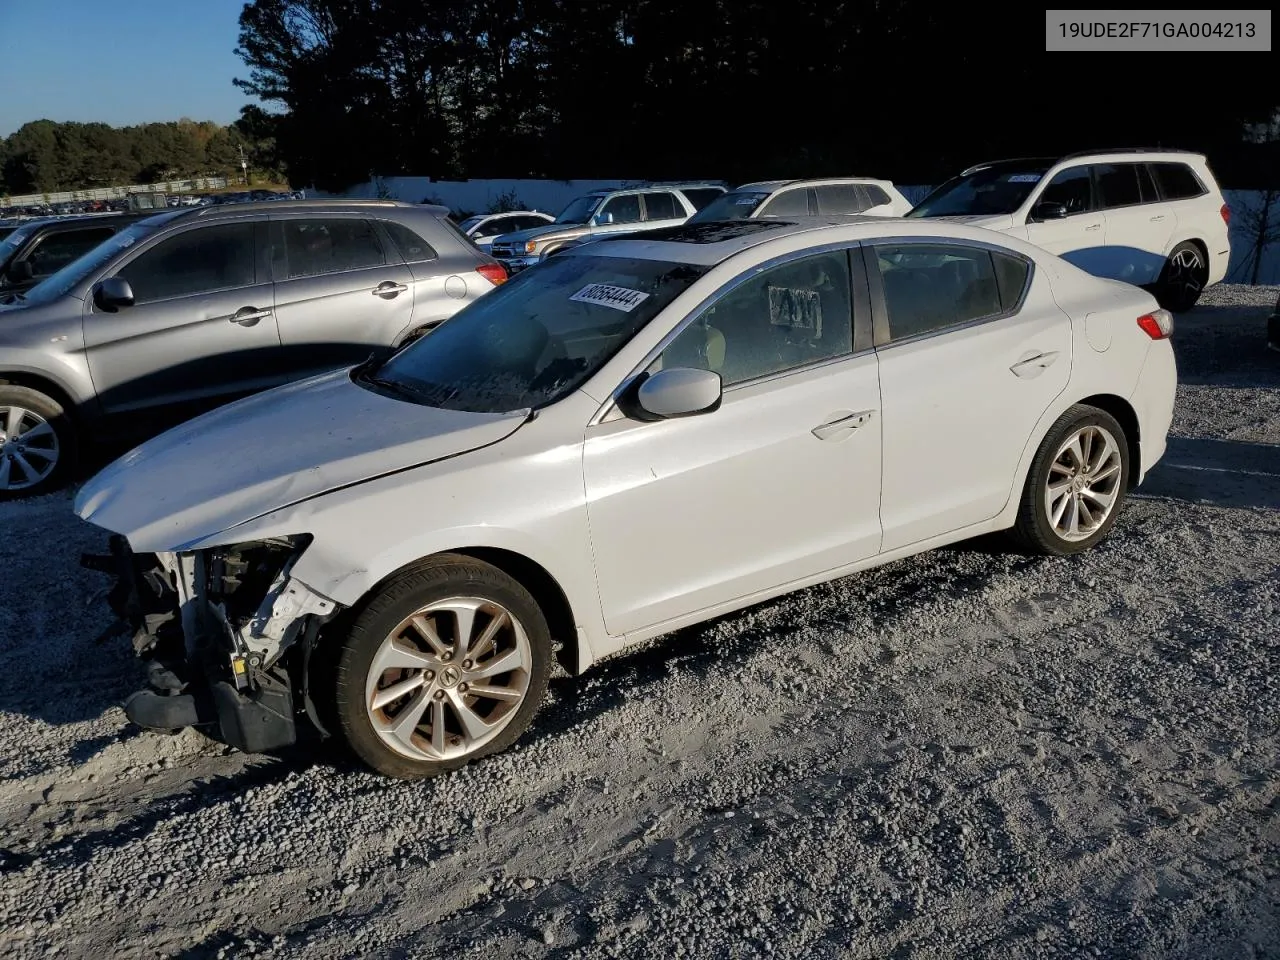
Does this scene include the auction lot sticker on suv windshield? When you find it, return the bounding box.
[570,283,651,312]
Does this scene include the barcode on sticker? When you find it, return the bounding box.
[569,283,651,312]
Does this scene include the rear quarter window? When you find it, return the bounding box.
[1150,163,1207,201]
[383,221,439,262]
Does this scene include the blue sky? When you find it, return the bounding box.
[0,0,255,136]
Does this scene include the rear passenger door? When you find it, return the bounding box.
[758,187,816,218]
[868,241,1070,551]
[269,215,416,379]
[1096,162,1173,284]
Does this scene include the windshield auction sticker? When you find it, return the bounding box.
[570,283,651,312]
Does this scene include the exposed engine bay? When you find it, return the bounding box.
[83,534,341,753]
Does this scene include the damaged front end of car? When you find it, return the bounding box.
[82,533,341,753]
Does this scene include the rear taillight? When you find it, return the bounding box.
[1220,202,1230,225]
[475,263,507,286]
[1137,308,1174,340]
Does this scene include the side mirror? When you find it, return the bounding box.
[629,367,722,420]
[7,260,33,284]
[597,212,614,225]
[1030,201,1069,222]
[94,276,135,312]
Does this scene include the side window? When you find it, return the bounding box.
[1094,163,1142,209]
[758,188,811,218]
[1037,167,1093,214]
[864,185,892,207]
[382,221,438,262]
[654,251,853,387]
[991,252,1031,311]
[284,219,386,278]
[874,243,1004,342]
[599,194,642,224]
[115,223,256,305]
[815,184,869,215]
[641,192,681,221]
[1150,162,1207,200]
[27,228,114,277]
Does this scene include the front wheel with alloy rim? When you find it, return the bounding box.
[1155,241,1209,313]
[332,554,552,779]
[1009,404,1131,556]
[0,385,75,499]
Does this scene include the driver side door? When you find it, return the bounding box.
[1024,165,1106,268]
[582,247,883,638]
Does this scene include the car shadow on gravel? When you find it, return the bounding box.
[520,545,1053,752]
[1174,304,1280,388]
[1136,436,1280,511]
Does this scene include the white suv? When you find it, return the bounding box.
[908,150,1230,311]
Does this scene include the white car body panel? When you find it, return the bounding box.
[75,218,1177,675]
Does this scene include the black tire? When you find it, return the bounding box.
[1008,404,1131,556]
[332,554,552,779]
[1155,241,1208,313]
[0,384,77,499]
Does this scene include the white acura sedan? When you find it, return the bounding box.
[74,217,1176,779]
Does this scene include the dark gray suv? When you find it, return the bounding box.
[0,199,507,497]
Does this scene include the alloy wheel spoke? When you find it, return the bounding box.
[451,601,481,661]
[466,682,522,703]
[409,615,450,659]
[16,420,52,443]
[388,689,433,748]
[447,689,493,742]
[4,406,25,437]
[1090,461,1121,483]
[470,646,526,680]
[10,452,37,482]
[0,457,11,489]
[469,611,508,663]
[371,638,438,675]
[1081,484,1117,510]
[371,673,426,711]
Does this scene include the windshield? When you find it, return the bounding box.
[21,221,159,303]
[364,254,707,413]
[687,191,770,224]
[458,216,485,234]
[0,223,39,265]
[907,165,1052,218]
[555,195,604,225]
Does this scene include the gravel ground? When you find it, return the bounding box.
[1,285,1277,960]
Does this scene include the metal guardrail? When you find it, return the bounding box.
[1,177,230,207]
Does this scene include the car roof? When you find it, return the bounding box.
[961,149,1209,176]
[571,216,1048,268]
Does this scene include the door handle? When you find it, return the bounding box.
[811,409,875,441]
[1085,223,1102,232]
[373,282,409,298]
[1010,350,1060,379]
[1149,215,1167,222]
[226,307,272,326]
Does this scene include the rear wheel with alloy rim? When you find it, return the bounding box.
[333,554,552,779]
[1156,241,1208,313]
[0,385,75,498]
[1010,405,1130,556]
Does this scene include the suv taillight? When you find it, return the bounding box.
[1220,203,1230,225]
[1137,309,1174,340]
[475,263,507,286]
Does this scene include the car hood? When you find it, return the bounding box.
[495,224,586,244]
[918,214,1016,231]
[74,368,530,553]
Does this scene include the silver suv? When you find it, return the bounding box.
[488,183,725,272]
[0,199,506,497]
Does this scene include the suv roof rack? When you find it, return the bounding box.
[191,198,403,216]
[1057,147,1202,161]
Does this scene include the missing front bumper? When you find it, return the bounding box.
[82,535,337,754]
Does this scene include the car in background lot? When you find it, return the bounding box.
[908,149,1230,312]
[457,210,554,251]
[74,215,1176,779]
[0,199,506,496]
[0,213,152,299]
[688,178,911,223]
[488,182,725,272]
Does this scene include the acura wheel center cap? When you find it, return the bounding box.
[438,665,462,687]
